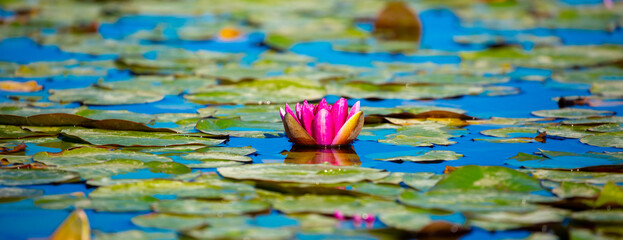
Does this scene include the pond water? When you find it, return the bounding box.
[1,1,623,239]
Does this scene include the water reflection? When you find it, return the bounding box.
[282,146,361,166]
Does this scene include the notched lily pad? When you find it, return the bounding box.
[153,199,270,216]
[0,169,80,186]
[375,150,463,163]
[49,86,164,105]
[60,128,224,147]
[531,108,614,119]
[33,147,172,167]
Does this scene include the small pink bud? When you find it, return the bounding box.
[363,214,375,224]
[353,214,362,223]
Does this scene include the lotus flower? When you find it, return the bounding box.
[280,98,364,147]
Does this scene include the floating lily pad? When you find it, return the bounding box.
[60,128,224,147]
[507,150,623,169]
[0,169,79,186]
[480,126,540,138]
[531,108,614,119]
[185,77,325,104]
[562,117,623,125]
[430,165,543,193]
[34,193,86,210]
[181,152,252,162]
[378,123,467,147]
[98,76,217,95]
[375,150,463,162]
[539,125,592,139]
[552,182,601,199]
[49,86,164,105]
[580,132,623,148]
[89,179,255,200]
[93,230,177,240]
[273,194,408,216]
[0,125,55,139]
[0,187,43,203]
[399,190,556,213]
[591,81,623,98]
[589,123,623,133]
[593,182,623,208]
[402,173,443,192]
[529,169,623,184]
[33,147,172,167]
[76,196,159,212]
[469,208,569,231]
[153,199,270,216]
[202,105,282,122]
[327,82,483,100]
[59,159,146,180]
[0,155,32,165]
[184,226,294,240]
[132,213,251,231]
[378,212,433,232]
[218,163,389,184]
[196,146,257,155]
[145,161,191,174]
[195,117,282,138]
[572,210,623,223]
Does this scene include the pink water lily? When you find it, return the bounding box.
[280,98,364,147]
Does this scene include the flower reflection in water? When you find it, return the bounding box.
[282,146,361,166]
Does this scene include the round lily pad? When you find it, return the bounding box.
[217,163,389,184]
[531,108,614,119]
[33,147,172,167]
[60,128,224,147]
[0,169,79,186]
[49,86,164,105]
[153,199,270,216]
[580,132,623,148]
[0,187,43,203]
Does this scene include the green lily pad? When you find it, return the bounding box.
[93,230,177,240]
[196,146,257,155]
[580,132,623,148]
[539,125,592,139]
[273,194,408,216]
[394,73,509,85]
[0,187,43,203]
[552,182,601,199]
[468,208,569,231]
[34,193,85,210]
[378,123,467,147]
[529,169,623,184]
[399,190,556,213]
[402,172,443,192]
[153,199,270,216]
[593,182,623,208]
[589,123,623,133]
[571,210,623,223]
[181,152,252,162]
[33,147,172,167]
[89,179,255,200]
[59,159,146,180]
[184,226,294,240]
[0,155,32,165]
[98,75,217,95]
[591,81,623,98]
[429,165,543,193]
[145,161,191,174]
[132,213,251,231]
[506,150,623,169]
[0,169,79,186]
[327,82,483,100]
[375,150,463,162]
[378,212,433,232]
[60,128,224,147]
[185,77,325,104]
[74,108,155,124]
[49,86,164,105]
[76,196,159,212]
[531,108,614,119]
[480,126,540,138]
[217,163,389,184]
[562,117,623,125]
[0,125,56,139]
[195,117,282,138]
[202,105,282,122]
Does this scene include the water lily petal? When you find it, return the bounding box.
[331,111,364,145]
[279,107,286,120]
[331,97,349,133]
[285,103,301,126]
[283,112,317,145]
[312,109,335,145]
[295,103,302,122]
[347,101,360,120]
[317,98,331,112]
